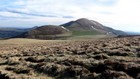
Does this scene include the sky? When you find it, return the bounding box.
[0,0,140,32]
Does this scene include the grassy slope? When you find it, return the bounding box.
[72,30,101,36]
[63,30,105,39]
[37,30,103,40]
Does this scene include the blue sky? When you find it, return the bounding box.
[0,0,140,32]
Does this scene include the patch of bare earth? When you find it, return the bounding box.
[0,36,140,79]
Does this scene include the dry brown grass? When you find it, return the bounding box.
[0,36,140,79]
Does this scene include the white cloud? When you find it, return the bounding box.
[0,0,140,32]
[98,0,111,2]
[97,0,140,32]
[13,0,25,6]
[0,11,22,17]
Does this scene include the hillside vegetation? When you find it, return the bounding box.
[0,36,139,79]
[72,30,101,36]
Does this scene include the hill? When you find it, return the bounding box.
[61,18,127,35]
[0,18,128,39]
[18,25,71,39]
[16,18,127,40]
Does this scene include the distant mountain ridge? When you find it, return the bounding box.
[0,18,128,39]
[126,32,140,35]
[0,28,29,39]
